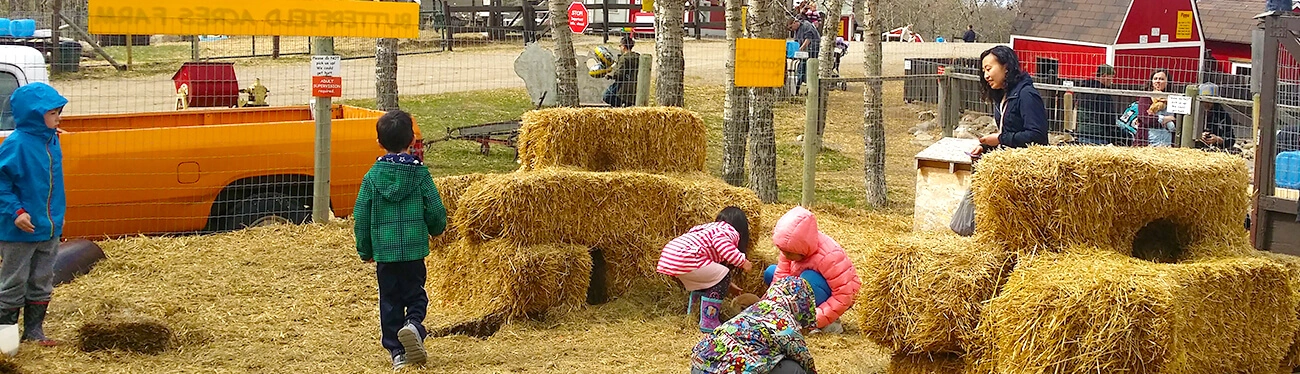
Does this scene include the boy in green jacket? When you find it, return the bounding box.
[353,110,447,370]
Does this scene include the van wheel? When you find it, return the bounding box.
[229,192,311,230]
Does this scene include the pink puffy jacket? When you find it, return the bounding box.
[771,206,862,328]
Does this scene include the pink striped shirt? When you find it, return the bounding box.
[656,222,748,276]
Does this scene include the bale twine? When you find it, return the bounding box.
[516,107,707,173]
[971,252,1297,373]
[971,146,1252,258]
[77,317,173,354]
[858,232,1013,355]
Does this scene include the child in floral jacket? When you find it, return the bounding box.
[689,277,818,374]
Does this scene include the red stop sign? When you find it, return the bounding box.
[568,2,589,34]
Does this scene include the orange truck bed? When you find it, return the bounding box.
[4,105,416,239]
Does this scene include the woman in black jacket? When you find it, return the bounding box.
[969,45,1050,158]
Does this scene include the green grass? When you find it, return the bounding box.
[343,88,535,177]
[342,84,924,213]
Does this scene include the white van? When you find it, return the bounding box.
[0,45,48,132]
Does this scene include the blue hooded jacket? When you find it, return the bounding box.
[0,83,67,242]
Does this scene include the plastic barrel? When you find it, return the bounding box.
[53,41,81,73]
[1278,151,1300,189]
[52,239,106,286]
[10,19,34,38]
[786,40,798,58]
[0,19,10,37]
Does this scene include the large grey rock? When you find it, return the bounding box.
[515,43,617,107]
[515,43,559,107]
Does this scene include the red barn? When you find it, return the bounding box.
[1010,0,1259,87]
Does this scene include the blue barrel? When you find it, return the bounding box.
[0,19,10,37]
[786,40,799,58]
[1278,151,1300,189]
[10,19,34,37]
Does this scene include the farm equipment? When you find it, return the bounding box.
[425,93,546,156]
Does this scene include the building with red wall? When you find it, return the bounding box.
[1009,0,1260,87]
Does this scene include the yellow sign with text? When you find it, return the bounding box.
[1176,11,1193,40]
[87,0,419,38]
[735,38,785,88]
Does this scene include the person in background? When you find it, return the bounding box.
[968,45,1049,158]
[788,18,821,95]
[1075,64,1124,146]
[1134,69,1177,147]
[1196,83,1237,153]
[963,25,977,43]
[601,35,640,108]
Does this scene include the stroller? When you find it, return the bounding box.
[830,37,849,91]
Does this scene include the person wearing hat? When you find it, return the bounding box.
[1075,64,1124,145]
[601,35,641,107]
[1196,83,1237,152]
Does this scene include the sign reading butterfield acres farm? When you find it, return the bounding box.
[87,0,419,38]
[735,38,785,88]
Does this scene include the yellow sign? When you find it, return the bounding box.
[741,6,747,31]
[735,38,785,88]
[88,0,419,38]
[1176,11,1193,40]
[642,0,654,12]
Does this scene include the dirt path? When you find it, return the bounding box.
[51,36,997,115]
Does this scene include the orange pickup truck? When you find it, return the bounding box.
[0,46,422,239]
[35,106,421,239]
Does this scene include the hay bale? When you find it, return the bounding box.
[858,232,1013,354]
[435,239,593,319]
[971,146,1252,258]
[888,353,968,374]
[77,318,173,354]
[1262,251,1300,370]
[0,360,19,374]
[516,107,707,173]
[429,173,494,251]
[972,252,1298,374]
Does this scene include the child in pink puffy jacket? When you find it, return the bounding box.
[657,206,753,333]
[763,206,861,334]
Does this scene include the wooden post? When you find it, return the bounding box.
[443,1,454,52]
[126,34,133,70]
[945,74,960,137]
[635,53,652,106]
[523,0,536,44]
[1180,85,1199,148]
[602,0,610,43]
[273,36,281,59]
[51,0,61,71]
[1063,92,1075,132]
[693,0,702,40]
[937,66,950,135]
[192,36,200,60]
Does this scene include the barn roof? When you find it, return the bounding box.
[1012,0,1132,45]
[1195,0,1263,45]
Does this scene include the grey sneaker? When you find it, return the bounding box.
[392,353,407,370]
[398,323,427,366]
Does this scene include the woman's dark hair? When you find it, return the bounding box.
[979,45,1026,103]
[715,206,750,254]
[620,34,635,49]
[1145,69,1170,91]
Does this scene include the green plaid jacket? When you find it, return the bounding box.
[353,161,447,263]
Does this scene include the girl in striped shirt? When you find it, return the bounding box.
[657,206,753,333]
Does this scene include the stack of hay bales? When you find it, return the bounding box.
[428,107,768,332]
[859,146,1300,373]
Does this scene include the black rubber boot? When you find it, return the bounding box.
[21,302,54,345]
[0,308,17,325]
